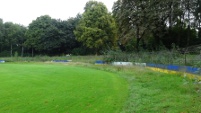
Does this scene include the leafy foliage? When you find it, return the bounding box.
[113,0,201,51]
[0,0,201,56]
[25,15,81,56]
[74,1,117,54]
[3,22,27,57]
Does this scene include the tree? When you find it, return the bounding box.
[25,15,81,56]
[0,19,4,53]
[58,15,82,54]
[25,15,52,56]
[25,15,65,56]
[0,20,27,57]
[194,0,201,38]
[4,22,20,57]
[74,1,117,54]
[112,0,136,51]
[112,0,200,51]
[15,25,27,57]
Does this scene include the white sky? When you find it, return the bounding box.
[0,0,116,26]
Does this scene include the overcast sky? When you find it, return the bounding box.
[0,0,116,26]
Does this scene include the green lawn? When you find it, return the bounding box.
[0,63,128,113]
[1,62,201,113]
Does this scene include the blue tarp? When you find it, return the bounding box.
[147,63,201,75]
[95,60,105,64]
[0,60,5,63]
[186,66,200,74]
[167,65,179,71]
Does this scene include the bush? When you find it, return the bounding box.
[103,49,184,64]
[103,50,135,63]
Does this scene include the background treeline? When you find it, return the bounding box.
[0,15,84,57]
[0,0,201,57]
[113,0,201,51]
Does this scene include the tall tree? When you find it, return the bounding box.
[25,15,52,56]
[15,25,27,57]
[25,15,65,55]
[25,15,80,56]
[58,15,81,54]
[4,22,20,57]
[0,19,4,53]
[194,0,201,38]
[74,1,117,54]
[113,0,169,51]
[113,0,200,51]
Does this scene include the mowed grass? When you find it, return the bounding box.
[0,63,128,113]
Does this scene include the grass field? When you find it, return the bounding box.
[1,62,201,113]
[0,63,128,113]
[86,65,201,113]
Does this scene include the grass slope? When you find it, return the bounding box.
[120,67,201,113]
[0,63,128,113]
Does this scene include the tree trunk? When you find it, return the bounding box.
[136,38,141,52]
[169,1,173,29]
[32,47,34,57]
[21,46,24,57]
[141,38,146,49]
[199,16,201,39]
[187,0,190,47]
[177,17,182,46]
[136,25,140,52]
[0,47,1,54]
[10,43,13,57]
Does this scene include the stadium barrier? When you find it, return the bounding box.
[112,62,133,66]
[0,60,5,63]
[146,63,201,80]
[95,60,105,64]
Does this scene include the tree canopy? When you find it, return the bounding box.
[25,15,81,56]
[0,0,200,56]
[113,0,201,51]
[74,1,117,54]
